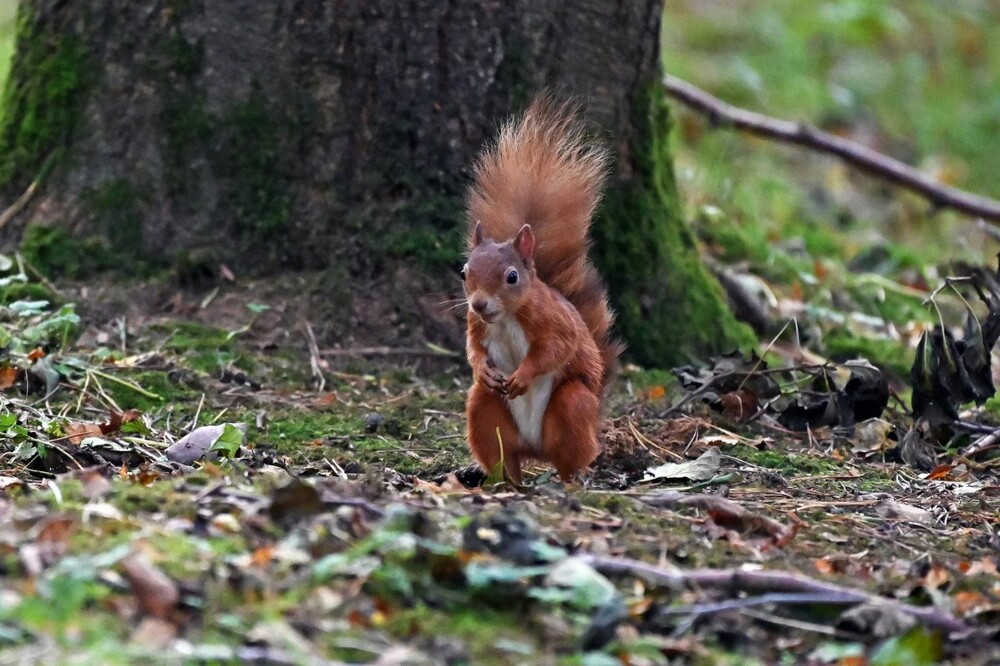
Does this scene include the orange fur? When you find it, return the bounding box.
[463,97,621,482]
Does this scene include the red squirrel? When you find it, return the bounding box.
[461,98,621,483]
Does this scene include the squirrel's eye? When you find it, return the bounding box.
[459,268,466,281]
[506,270,518,285]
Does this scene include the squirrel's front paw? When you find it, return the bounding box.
[504,369,532,399]
[479,366,507,392]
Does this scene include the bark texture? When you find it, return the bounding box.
[0,0,753,366]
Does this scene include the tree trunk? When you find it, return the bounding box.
[0,0,753,366]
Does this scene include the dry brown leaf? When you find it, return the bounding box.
[0,366,20,389]
[65,422,103,445]
[719,389,759,422]
[101,408,143,436]
[120,553,180,619]
[645,385,666,401]
[926,464,955,481]
[960,557,997,576]
[251,545,275,567]
[953,590,991,616]
[130,616,178,649]
[923,564,949,589]
[814,555,850,576]
[35,515,75,545]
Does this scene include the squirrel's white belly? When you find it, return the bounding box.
[483,318,554,451]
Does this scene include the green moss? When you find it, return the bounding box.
[216,90,292,249]
[493,37,532,111]
[0,281,54,304]
[151,320,245,374]
[729,445,842,475]
[593,83,756,368]
[821,330,914,377]
[0,4,90,192]
[381,604,538,661]
[385,216,464,269]
[82,178,146,258]
[19,224,113,279]
[161,91,211,195]
[100,369,194,412]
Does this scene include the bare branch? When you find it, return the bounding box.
[663,74,1000,223]
[581,554,970,635]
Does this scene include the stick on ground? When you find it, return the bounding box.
[581,554,970,635]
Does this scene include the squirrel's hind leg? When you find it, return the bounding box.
[541,379,600,482]
[466,383,524,484]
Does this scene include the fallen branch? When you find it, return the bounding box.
[320,346,460,358]
[580,554,970,635]
[960,427,1000,458]
[663,74,1000,223]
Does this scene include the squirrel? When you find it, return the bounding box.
[461,97,622,484]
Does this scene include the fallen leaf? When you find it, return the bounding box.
[120,553,180,619]
[923,564,949,590]
[0,476,23,491]
[130,617,177,649]
[953,590,991,617]
[0,366,21,389]
[719,389,759,422]
[643,447,721,482]
[251,545,275,567]
[645,385,666,401]
[100,408,143,436]
[875,498,933,525]
[268,479,324,526]
[65,422,103,445]
[815,555,850,576]
[925,464,954,481]
[851,418,894,456]
[164,423,247,464]
[960,557,997,576]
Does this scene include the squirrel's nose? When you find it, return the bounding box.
[471,298,488,314]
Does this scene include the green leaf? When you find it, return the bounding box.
[246,303,271,313]
[870,627,943,666]
[536,558,619,610]
[209,423,245,458]
[464,562,550,588]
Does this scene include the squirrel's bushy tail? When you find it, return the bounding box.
[467,97,623,386]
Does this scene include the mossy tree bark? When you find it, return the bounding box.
[0,0,752,367]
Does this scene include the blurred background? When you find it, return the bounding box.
[664,0,1000,268]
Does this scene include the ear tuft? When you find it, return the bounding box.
[514,224,535,262]
[473,221,485,247]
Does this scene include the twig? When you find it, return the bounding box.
[961,427,1000,458]
[580,554,970,635]
[663,73,1000,223]
[656,591,861,616]
[302,320,326,392]
[0,180,38,229]
[740,608,851,638]
[319,346,460,358]
[88,368,162,400]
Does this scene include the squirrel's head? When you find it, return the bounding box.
[461,222,535,324]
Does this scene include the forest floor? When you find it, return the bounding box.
[3,2,1000,664]
[0,272,998,666]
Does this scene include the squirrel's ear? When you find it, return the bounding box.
[472,221,485,246]
[514,224,535,262]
